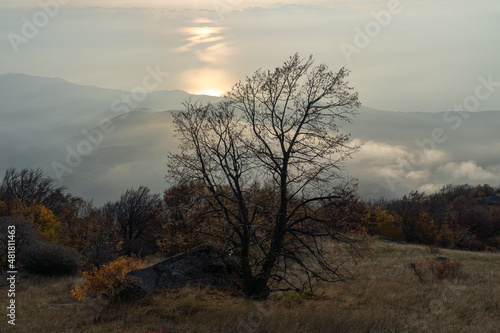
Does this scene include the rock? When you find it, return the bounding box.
[124,244,240,294]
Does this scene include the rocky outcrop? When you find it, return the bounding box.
[124,244,240,294]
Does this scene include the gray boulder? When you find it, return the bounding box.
[124,244,240,294]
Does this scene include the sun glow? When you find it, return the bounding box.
[195,89,224,97]
[178,27,224,50]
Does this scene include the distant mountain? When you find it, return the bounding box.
[1,73,498,204]
[0,73,219,135]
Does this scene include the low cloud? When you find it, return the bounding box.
[351,139,408,165]
[437,161,499,183]
[418,183,446,195]
[348,139,499,198]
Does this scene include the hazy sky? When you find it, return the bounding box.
[1,0,499,112]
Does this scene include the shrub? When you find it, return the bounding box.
[0,216,78,275]
[415,258,462,280]
[278,290,313,307]
[70,256,147,302]
[20,240,81,275]
[0,217,38,271]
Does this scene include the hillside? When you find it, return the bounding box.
[2,238,499,332]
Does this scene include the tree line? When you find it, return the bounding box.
[1,166,498,290]
[364,184,500,251]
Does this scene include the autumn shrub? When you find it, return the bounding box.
[415,258,462,280]
[71,256,147,302]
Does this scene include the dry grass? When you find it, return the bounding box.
[2,238,500,332]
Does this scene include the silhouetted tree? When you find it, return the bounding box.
[168,54,363,299]
[0,167,65,211]
[105,186,162,255]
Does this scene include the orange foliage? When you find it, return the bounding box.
[415,212,438,245]
[70,256,147,302]
[365,206,403,240]
[10,199,61,242]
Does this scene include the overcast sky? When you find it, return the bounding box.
[1,0,499,112]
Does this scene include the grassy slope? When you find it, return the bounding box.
[2,239,500,333]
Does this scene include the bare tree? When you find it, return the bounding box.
[105,186,162,255]
[0,167,65,210]
[168,54,363,299]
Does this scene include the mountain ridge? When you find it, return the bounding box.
[1,73,498,204]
